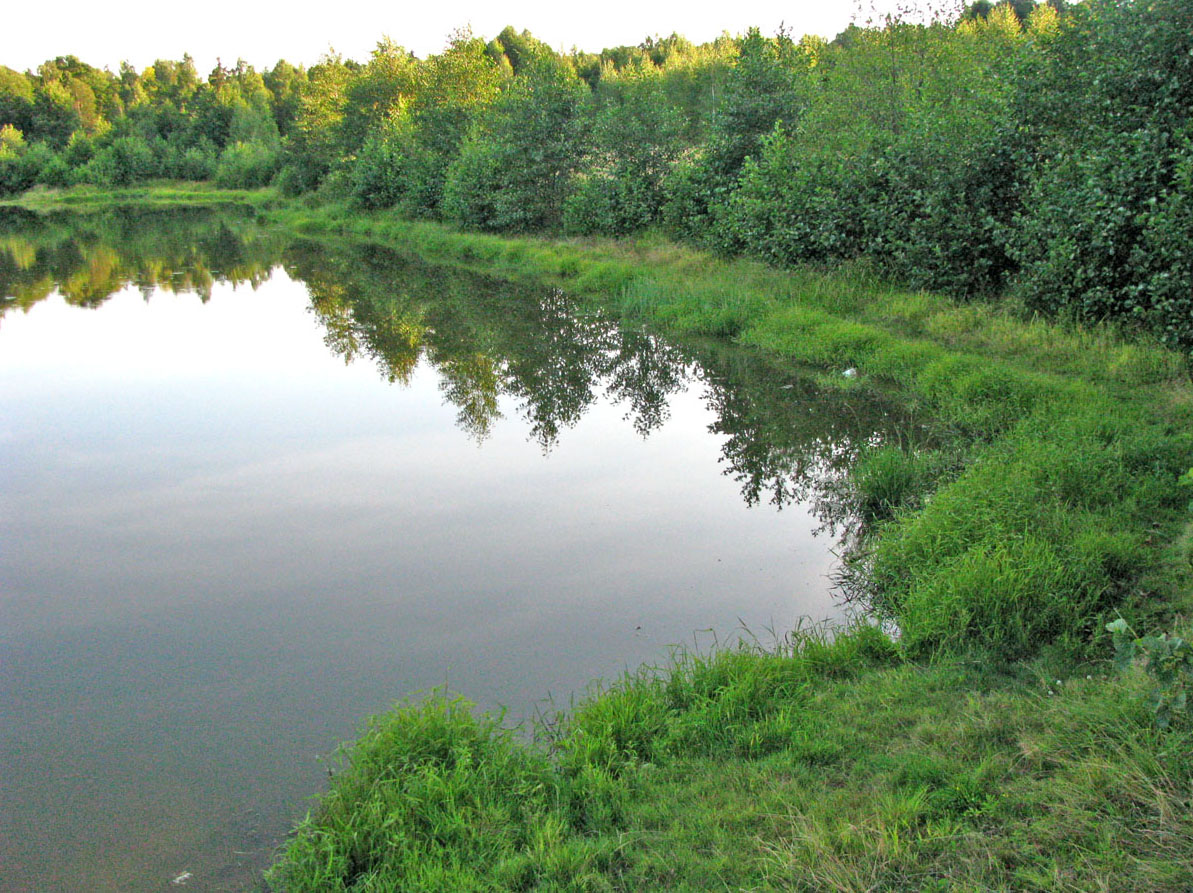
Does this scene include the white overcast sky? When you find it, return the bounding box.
[0,0,929,75]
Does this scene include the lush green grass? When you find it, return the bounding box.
[0,181,280,210]
[15,187,1193,890]
[268,627,1193,892]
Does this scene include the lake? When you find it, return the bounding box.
[0,207,916,891]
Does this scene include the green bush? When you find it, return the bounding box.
[1011,0,1193,354]
[213,141,279,188]
[0,138,62,195]
[272,163,306,196]
[860,127,1025,297]
[166,142,218,180]
[716,128,863,265]
[441,135,505,230]
[350,120,409,210]
[567,64,686,235]
[1108,619,1193,728]
[660,155,721,242]
[62,132,95,168]
[77,136,158,186]
[31,144,70,187]
[562,173,619,234]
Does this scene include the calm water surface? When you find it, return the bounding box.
[0,209,916,891]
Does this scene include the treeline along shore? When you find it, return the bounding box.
[2,0,1193,352]
[4,0,1193,888]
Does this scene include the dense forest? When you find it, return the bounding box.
[2,0,1191,352]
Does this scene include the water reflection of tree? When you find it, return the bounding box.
[695,345,923,555]
[0,206,285,320]
[289,239,923,537]
[605,328,689,437]
[698,347,904,512]
[1,210,925,533]
[287,240,688,451]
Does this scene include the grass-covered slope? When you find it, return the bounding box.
[255,202,1193,891]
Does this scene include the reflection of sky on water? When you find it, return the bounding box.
[0,272,841,893]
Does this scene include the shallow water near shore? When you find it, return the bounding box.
[0,208,921,891]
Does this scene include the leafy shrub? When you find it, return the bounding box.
[31,144,70,187]
[78,136,158,186]
[1108,619,1193,728]
[0,155,29,195]
[349,116,446,215]
[1011,0,1193,354]
[716,128,864,264]
[441,135,505,229]
[62,131,95,168]
[860,126,1025,297]
[350,119,410,209]
[0,139,71,194]
[660,155,721,242]
[272,164,306,196]
[213,141,279,188]
[165,142,218,180]
[446,54,587,232]
[562,174,619,234]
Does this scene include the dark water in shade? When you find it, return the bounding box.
[0,208,921,892]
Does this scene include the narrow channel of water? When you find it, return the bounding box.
[0,208,924,892]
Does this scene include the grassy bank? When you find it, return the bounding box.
[268,637,1193,891]
[0,181,279,211]
[12,187,1193,889]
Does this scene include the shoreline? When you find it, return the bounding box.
[10,185,1193,891]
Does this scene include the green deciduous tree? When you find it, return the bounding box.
[444,51,586,231]
[1012,0,1193,353]
[565,63,685,234]
[663,28,815,242]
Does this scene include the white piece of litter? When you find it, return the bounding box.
[843,368,858,378]
[171,871,192,886]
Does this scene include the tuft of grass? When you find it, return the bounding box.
[866,406,1191,659]
[266,694,567,893]
[850,444,960,524]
